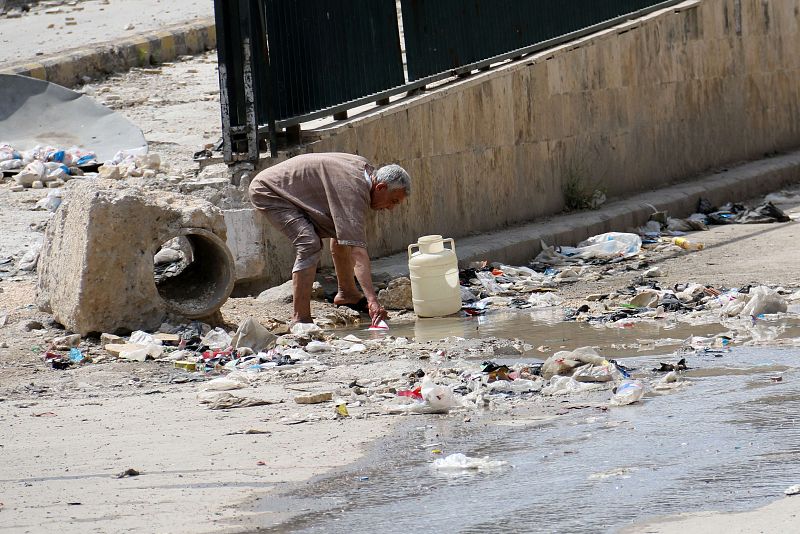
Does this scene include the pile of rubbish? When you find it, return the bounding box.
[40,307,697,414]
[455,231,645,313]
[637,198,790,238]
[1,143,98,190]
[1,142,166,193]
[41,316,377,371]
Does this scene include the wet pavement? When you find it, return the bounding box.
[254,346,800,533]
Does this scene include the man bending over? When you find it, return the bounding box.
[249,152,411,326]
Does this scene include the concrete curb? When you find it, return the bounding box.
[0,17,216,88]
[372,151,800,280]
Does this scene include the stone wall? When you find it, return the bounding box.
[238,0,800,289]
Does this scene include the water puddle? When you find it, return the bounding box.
[340,309,800,359]
[254,347,800,533]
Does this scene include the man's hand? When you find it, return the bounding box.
[368,299,388,324]
[350,246,387,324]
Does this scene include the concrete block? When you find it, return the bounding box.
[223,208,267,284]
[37,180,235,335]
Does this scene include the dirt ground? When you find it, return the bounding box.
[3,52,800,532]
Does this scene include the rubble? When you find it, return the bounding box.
[378,277,413,310]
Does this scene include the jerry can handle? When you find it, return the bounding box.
[407,243,419,260]
[444,238,456,254]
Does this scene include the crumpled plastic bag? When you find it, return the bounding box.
[34,189,62,212]
[386,377,462,414]
[130,330,162,345]
[541,347,607,379]
[118,330,164,361]
[740,286,788,317]
[572,362,620,383]
[719,286,787,317]
[476,271,506,294]
[201,327,232,350]
[610,379,645,406]
[230,317,277,353]
[542,376,606,396]
[536,232,641,265]
[15,160,46,186]
[202,372,251,391]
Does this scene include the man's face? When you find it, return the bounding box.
[370,182,407,211]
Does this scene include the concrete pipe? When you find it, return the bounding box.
[37,181,236,335]
[154,228,236,319]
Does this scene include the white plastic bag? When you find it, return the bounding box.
[741,286,787,317]
[610,379,645,406]
[573,362,620,383]
[201,327,233,350]
[203,372,251,391]
[34,189,62,212]
[565,232,642,261]
[542,376,604,396]
[421,377,461,412]
[386,377,461,414]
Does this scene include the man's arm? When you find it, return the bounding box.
[350,246,388,322]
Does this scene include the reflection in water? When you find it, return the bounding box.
[256,348,800,534]
[344,309,732,358]
[343,307,800,359]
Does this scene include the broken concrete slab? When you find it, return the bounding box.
[37,180,235,335]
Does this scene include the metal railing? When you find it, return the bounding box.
[215,0,686,163]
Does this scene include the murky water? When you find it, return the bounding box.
[255,347,800,533]
[342,308,800,358]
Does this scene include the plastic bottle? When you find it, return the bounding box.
[671,237,704,251]
[610,379,645,406]
[408,235,461,317]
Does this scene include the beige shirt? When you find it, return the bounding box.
[249,153,371,247]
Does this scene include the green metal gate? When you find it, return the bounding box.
[215,0,685,162]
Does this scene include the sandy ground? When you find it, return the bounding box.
[626,497,800,533]
[3,52,800,532]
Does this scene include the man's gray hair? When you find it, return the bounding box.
[374,164,411,195]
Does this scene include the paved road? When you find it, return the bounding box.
[0,0,212,67]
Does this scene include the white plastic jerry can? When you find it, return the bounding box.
[407,235,461,317]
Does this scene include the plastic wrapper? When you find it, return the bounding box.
[201,327,233,350]
[202,372,252,391]
[572,362,620,383]
[740,286,788,317]
[542,376,606,396]
[610,379,645,406]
